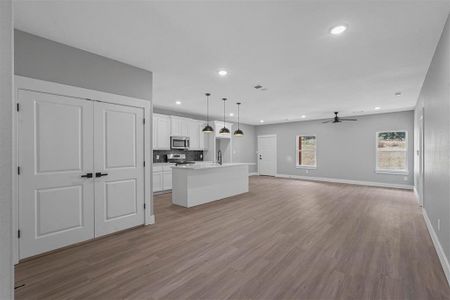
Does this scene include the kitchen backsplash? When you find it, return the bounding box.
[153,150,204,163]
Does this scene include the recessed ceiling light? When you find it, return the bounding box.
[229,113,234,117]
[218,70,228,77]
[395,92,402,96]
[175,101,182,105]
[301,115,306,118]
[260,120,264,123]
[330,24,347,35]
[375,106,381,110]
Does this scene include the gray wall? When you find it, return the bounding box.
[15,30,153,100]
[415,14,450,258]
[256,111,414,186]
[0,0,13,298]
[232,124,257,173]
[154,107,258,173]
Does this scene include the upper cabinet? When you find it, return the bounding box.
[214,121,233,139]
[153,114,208,150]
[171,116,190,137]
[153,114,171,150]
[189,120,208,150]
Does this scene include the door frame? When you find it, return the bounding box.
[13,76,154,264]
[257,134,277,176]
[418,110,424,207]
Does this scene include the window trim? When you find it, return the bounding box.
[296,134,317,169]
[375,130,409,175]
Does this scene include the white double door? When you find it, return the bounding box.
[18,90,145,259]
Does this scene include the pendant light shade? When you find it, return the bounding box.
[233,102,244,136]
[219,98,230,134]
[202,93,214,133]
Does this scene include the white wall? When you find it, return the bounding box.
[256,111,414,186]
[415,14,450,259]
[0,0,13,298]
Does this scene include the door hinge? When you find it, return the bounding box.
[143,161,146,167]
[16,103,20,112]
[17,230,21,239]
[144,203,146,210]
[143,118,146,125]
[17,166,21,175]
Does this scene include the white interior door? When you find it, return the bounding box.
[258,135,277,176]
[93,102,145,237]
[18,90,94,259]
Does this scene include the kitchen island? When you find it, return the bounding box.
[171,163,249,207]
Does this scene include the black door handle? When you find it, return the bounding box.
[81,173,93,178]
[95,172,108,178]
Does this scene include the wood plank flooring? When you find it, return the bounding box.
[15,176,450,299]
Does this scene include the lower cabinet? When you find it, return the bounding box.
[163,171,173,190]
[153,165,172,192]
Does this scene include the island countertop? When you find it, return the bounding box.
[171,162,250,170]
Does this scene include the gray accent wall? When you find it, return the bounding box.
[0,0,13,298]
[232,124,257,173]
[256,111,414,186]
[415,14,450,259]
[14,30,153,100]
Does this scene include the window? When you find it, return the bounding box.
[376,131,408,173]
[296,135,316,168]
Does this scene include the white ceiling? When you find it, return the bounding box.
[14,0,450,125]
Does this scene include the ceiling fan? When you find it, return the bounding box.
[322,112,357,123]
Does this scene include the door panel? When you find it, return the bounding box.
[94,102,145,237]
[18,90,94,259]
[258,135,277,176]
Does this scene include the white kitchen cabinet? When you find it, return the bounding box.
[153,114,171,150]
[171,116,190,137]
[163,170,173,190]
[153,165,173,192]
[170,116,182,136]
[153,168,163,192]
[189,120,201,150]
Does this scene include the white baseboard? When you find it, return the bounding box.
[414,187,420,203]
[422,208,450,286]
[146,214,155,225]
[249,172,259,176]
[275,173,413,190]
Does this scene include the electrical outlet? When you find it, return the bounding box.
[156,154,160,160]
[438,219,441,231]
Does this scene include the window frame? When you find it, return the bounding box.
[296,134,317,169]
[375,130,409,175]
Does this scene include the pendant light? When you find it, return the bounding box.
[202,93,214,133]
[219,98,230,134]
[233,102,244,136]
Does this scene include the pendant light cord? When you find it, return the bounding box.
[206,94,209,124]
[223,98,226,127]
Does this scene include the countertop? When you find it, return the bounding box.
[171,163,250,170]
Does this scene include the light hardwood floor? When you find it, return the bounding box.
[15,176,450,299]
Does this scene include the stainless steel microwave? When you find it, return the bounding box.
[170,136,190,150]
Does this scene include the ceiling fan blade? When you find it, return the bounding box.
[322,120,334,123]
[340,118,358,121]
